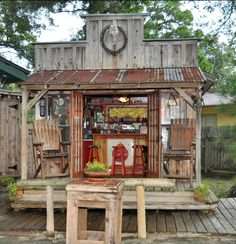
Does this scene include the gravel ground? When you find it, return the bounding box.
[0,233,235,244]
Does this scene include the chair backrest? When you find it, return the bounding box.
[33,119,61,151]
[169,118,196,151]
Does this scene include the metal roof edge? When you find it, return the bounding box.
[0,56,30,75]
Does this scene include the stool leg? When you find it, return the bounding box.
[132,147,136,175]
[112,150,116,175]
[96,148,100,162]
[88,148,92,163]
[140,146,145,173]
[121,148,126,176]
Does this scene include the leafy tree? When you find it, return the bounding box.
[0,0,235,70]
[193,0,236,44]
[0,0,73,65]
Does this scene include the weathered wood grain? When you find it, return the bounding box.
[35,15,198,71]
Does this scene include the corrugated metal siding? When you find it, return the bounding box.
[21,67,205,86]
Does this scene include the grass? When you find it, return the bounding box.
[202,172,236,198]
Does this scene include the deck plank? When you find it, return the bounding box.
[221,198,233,209]
[218,201,236,227]
[156,211,166,233]
[207,211,227,234]
[29,214,46,230]
[198,213,217,233]
[214,209,236,234]
[11,211,41,230]
[227,198,236,209]
[127,212,137,233]
[56,214,66,231]
[176,182,185,191]
[88,210,104,231]
[122,210,131,233]
[146,210,157,233]
[189,212,207,233]
[172,212,186,232]
[165,214,176,233]
[181,212,196,233]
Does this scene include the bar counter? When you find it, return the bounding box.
[93,133,147,165]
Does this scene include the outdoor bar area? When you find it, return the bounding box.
[11,14,219,237]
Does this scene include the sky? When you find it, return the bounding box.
[37,1,229,43]
[37,12,84,42]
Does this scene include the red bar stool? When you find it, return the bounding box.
[88,144,100,163]
[132,145,145,175]
[112,143,128,176]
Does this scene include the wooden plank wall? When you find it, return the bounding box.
[0,94,21,176]
[35,15,198,71]
[202,126,236,173]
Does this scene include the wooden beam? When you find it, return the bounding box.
[124,178,176,188]
[195,90,202,186]
[174,87,194,108]
[27,89,48,111]
[21,88,30,179]
[136,185,146,239]
[19,82,200,91]
[46,185,54,237]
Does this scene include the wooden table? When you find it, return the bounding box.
[66,179,124,244]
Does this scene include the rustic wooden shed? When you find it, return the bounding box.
[19,13,209,185]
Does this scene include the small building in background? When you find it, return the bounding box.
[202,92,236,127]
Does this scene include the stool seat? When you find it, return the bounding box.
[112,144,128,176]
[132,144,145,175]
[88,144,100,163]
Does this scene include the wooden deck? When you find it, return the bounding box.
[10,179,218,211]
[1,193,236,236]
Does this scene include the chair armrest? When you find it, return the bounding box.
[33,142,44,146]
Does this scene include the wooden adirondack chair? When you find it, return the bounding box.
[32,119,70,179]
[163,118,196,187]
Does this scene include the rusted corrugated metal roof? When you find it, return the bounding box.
[20,67,205,87]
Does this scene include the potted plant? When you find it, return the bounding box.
[194,183,211,202]
[84,160,111,178]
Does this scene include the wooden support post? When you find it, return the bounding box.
[78,208,87,235]
[66,193,79,244]
[196,104,201,186]
[21,88,29,180]
[136,185,146,239]
[46,185,54,236]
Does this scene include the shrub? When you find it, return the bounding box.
[87,161,109,172]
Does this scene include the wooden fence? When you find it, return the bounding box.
[201,126,236,173]
[0,91,21,176]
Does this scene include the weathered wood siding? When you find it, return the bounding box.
[35,15,198,71]
[35,43,86,71]
[0,93,21,176]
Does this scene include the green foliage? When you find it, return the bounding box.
[202,174,236,198]
[144,1,194,39]
[18,105,35,125]
[0,176,15,187]
[2,83,21,92]
[81,0,146,14]
[7,182,18,198]
[0,0,71,64]
[87,161,109,172]
[195,183,211,198]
